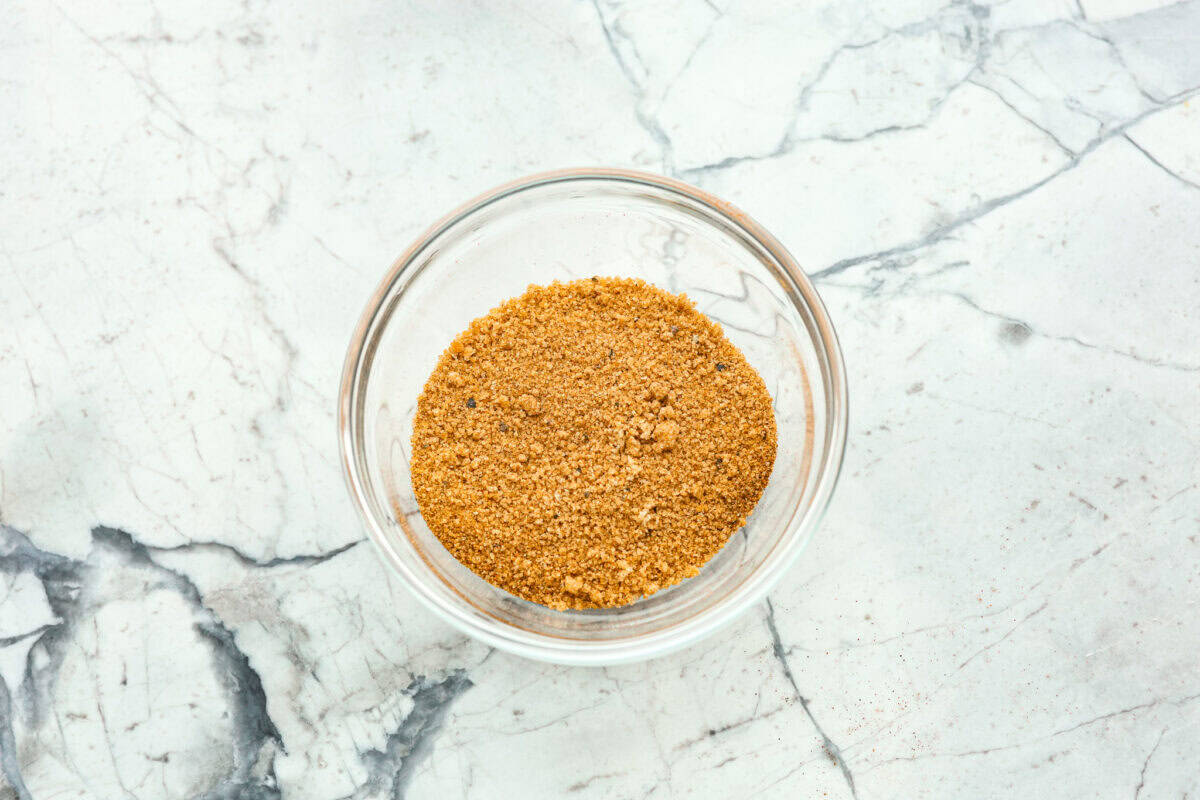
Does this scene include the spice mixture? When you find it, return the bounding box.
[410,277,777,609]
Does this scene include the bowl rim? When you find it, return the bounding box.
[338,167,848,665]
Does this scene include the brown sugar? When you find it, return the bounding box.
[410,277,777,609]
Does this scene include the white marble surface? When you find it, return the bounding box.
[2,0,1199,797]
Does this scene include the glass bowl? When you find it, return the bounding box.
[338,168,847,665]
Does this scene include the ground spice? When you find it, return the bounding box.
[410,277,777,609]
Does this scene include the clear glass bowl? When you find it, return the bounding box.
[338,169,847,665]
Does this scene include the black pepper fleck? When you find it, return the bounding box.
[499,422,508,432]
[466,398,476,408]
[716,363,727,371]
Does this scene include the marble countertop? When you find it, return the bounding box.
[3,0,1199,797]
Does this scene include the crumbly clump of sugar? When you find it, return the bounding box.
[410,277,777,610]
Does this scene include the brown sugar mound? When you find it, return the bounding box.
[410,277,777,610]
